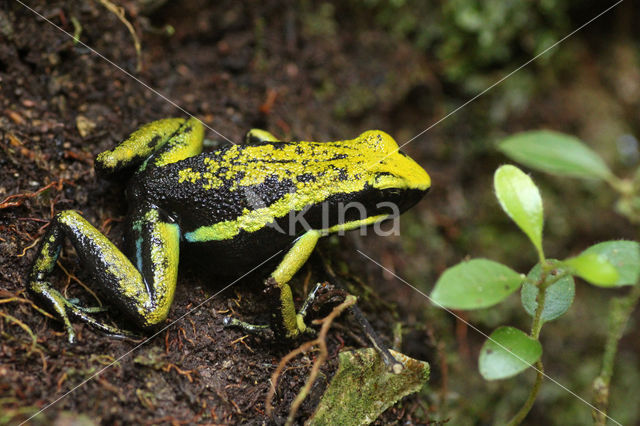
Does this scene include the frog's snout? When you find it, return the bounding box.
[397,150,431,191]
[371,152,431,192]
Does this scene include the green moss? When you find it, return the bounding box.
[309,348,429,425]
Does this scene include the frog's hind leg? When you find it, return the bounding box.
[94,117,204,177]
[146,117,205,168]
[28,208,179,343]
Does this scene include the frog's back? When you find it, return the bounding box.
[133,129,430,269]
[135,140,374,235]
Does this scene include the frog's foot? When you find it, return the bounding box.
[69,307,139,341]
[222,317,272,336]
[222,315,316,339]
[224,282,328,339]
[29,280,137,343]
[67,298,109,314]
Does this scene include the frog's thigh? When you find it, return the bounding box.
[95,118,185,176]
[128,207,180,326]
[270,230,321,337]
[35,210,178,329]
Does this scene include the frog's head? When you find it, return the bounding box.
[358,130,431,214]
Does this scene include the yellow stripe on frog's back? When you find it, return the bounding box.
[179,130,396,192]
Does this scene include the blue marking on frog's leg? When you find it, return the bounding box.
[28,208,180,343]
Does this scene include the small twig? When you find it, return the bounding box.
[0,179,65,209]
[0,295,55,319]
[70,15,82,44]
[96,0,143,71]
[16,237,40,257]
[265,295,357,424]
[162,363,197,383]
[507,361,544,426]
[57,261,103,307]
[592,282,640,425]
[100,216,123,235]
[230,334,254,353]
[0,311,38,355]
[178,327,195,346]
[96,376,125,399]
[319,253,402,371]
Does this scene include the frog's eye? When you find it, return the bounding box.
[356,130,399,153]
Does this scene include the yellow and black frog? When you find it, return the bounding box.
[28,118,430,344]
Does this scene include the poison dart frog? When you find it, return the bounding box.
[28,118,430,343]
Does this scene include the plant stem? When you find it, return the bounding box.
[508,262,554,425]
[605,174,631,196]
[536,247,547,270]
[591,282,640,425]
[530,285,547,340]
[530,262,555,340]
[506,360,544,426]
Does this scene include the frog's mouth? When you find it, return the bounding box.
[379,187,430,215]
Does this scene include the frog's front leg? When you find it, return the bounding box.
[28,206,179,343]
[267,230,322,338]
[225,230,321,339]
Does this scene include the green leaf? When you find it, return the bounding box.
[479,326,542,380]
[430,259,524,310]
[564,253,619,287]
[521,261,575,322]
[581,241,640,286]
[494,165,544,253]
[498,130,612,180]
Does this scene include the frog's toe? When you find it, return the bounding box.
[66,328,77,344]
[65,301,138,340]
[302,325,316,336]
[28,280,78,343]
[223,316,272,335]
[67,300,108,314]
